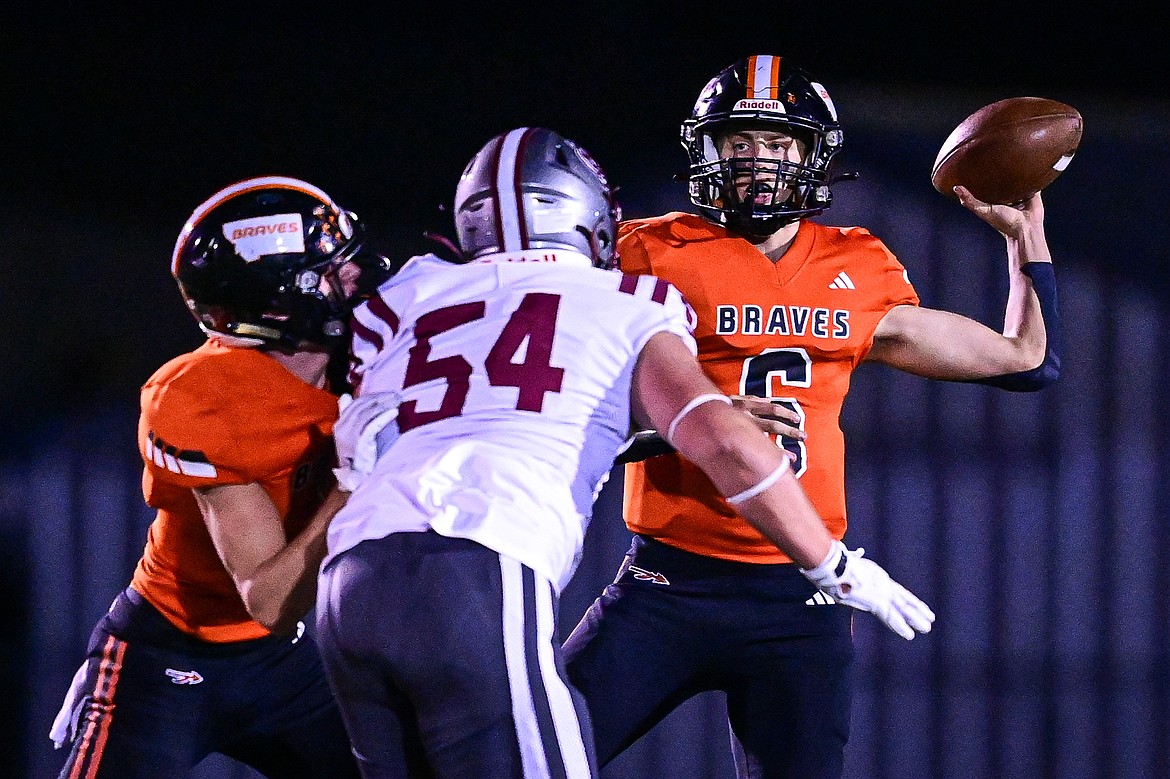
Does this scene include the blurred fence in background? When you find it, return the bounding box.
[11,92,1170,778]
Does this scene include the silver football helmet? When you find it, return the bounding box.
[454,127,621,269]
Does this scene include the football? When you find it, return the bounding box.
[931,97,1082,205]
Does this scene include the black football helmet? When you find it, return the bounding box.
[681,55,845,235]
[454,127,621,269]
[171,176,392,351]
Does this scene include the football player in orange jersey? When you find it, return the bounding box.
[563,55,1060,778]
[51,176,391,778]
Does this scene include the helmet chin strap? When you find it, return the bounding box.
[735,215,799,238]
[204,329,266,349]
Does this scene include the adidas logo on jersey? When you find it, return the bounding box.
[805,591,835,606]
[828,272,855,290]
[145,431,218,478]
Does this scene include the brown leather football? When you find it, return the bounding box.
[931,97,1082,205]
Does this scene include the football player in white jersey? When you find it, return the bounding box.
[314,127,934,778]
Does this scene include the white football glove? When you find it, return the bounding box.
[333,392,400,492]
[799,541,936,640]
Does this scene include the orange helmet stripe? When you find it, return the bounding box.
[745,54,782,100]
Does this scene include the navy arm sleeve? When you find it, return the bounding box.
[965,262,1061,392]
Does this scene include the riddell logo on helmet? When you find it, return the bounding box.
[734,99,785,113]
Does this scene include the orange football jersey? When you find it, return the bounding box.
[619,213,919,563]
[131,339,338,641]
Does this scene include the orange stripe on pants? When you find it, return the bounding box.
[67,635,127,779]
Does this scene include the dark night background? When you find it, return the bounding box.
[5,5,1170,777]
[5,6,1165,438]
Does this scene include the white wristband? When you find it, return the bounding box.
[798,540,847,579]
[666,393,732,443]
[725,461,790,505]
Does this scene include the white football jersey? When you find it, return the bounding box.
[324,252,698,591]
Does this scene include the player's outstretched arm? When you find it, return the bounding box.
[614,396,804,465]
[868,190,1059,390]
[629,333,828,567]
[630,332,934,639]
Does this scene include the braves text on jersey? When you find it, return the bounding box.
[617,213,919,563]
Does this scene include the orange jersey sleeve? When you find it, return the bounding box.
[619,214,918,563]
[131,339,339,641]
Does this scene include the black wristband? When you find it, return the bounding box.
[964,261,1061,392]
[834,548,848,577]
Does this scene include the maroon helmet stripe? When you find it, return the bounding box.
[486,132,506,254]
[512,128,537,250]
